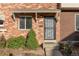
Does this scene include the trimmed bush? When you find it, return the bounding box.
[25,29,39,49]
[6,36,25,48]
[0,34,6,48]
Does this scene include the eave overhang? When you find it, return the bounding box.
[12,9,60,13]
[12,9,60,20]
[61,7,79,12]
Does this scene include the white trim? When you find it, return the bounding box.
[13,9,61,14]
[74,14,79,31]
[13,13,15,20]
[0,29,7,31]
[44,40,57,43]
[0,23,4,27]
[75,14,76,31]
[61,3,79,8]
[18,16,32,30]
[0,25,4,27]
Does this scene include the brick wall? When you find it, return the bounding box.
[0,3,59,45]
[60,12,75,41]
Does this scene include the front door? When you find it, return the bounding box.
[44,16,56,40]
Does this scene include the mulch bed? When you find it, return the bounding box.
[0,48,45,56]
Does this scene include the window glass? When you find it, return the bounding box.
[0,20,3,25]
[26,17,32,29]
[19,16,32,29]
[19,17,25,29]
[44,16,55,40]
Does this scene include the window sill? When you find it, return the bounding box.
[19,29,31,31]
[0,25,4,27]
[44,40,57,43]
[0,29,7,32]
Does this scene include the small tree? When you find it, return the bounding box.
[0,34,6,48]
[25,29,39,49]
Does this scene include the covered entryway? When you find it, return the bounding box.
[44,16,60,56]
[12,9,60,56]
[12,9,60,43]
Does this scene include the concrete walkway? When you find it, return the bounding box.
[52,50,62,56]
[45,48,62,56]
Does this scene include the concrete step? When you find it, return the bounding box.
[43,42,59,49]
[43,42,62,56]
[45,49,62,56]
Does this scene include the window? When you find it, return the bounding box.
[0,14,4,26]
[0,20,4,25]
[0,13,6,31]
[19,16,32,30]
[76,15,79,31]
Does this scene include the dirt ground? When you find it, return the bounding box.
[0,48,45,56]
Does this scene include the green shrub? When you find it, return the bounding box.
[25,29,39,49]
[63,43,72,56]
[6,36,25,48]
[0,34,6,48]
[59,42,72,56]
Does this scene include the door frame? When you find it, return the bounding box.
[44,16,56,42]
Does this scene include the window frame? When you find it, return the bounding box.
[18,16,32,30]
[75,14,79,31]
[0,16,5,27]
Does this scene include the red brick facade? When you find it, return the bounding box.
[60,12,75,40]
[60,10,79,41]
[0,3,60,45]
